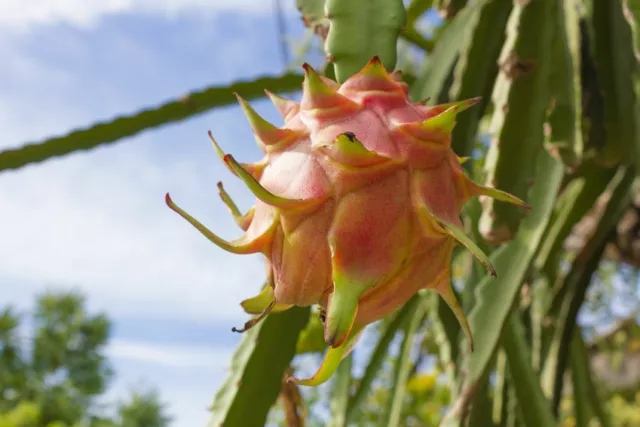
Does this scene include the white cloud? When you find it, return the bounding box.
[0,132,267,323]
[0,0,292,32]
[106,339,233,369]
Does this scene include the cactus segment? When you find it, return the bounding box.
[418,204,496,278]
[449,0,513,158]
[324,0,405,83]
[165,193,274,254]
[479,0,557,243]
[217,182,254,231]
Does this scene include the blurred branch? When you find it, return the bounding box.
[0,73,303,173]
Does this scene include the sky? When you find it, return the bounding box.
[0,1,316,425]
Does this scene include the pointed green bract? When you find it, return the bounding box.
[320,132,391,167]
[240,285,292,315]
[217,182,254,230]
[224,154,315,210]
[165,193,270,255]
[288,326,363,386]
[472,182,531,210]
[324,270,373,347]
[434,215,496,278]
[422,106,459,134]
[436,276,474,351]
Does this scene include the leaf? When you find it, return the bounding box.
[328,353,352,427]
[410,0,489,103]
[442,149,564,425]
[589,0,640,167]
[0,73,303,173]
[325,0,405,82]
[479,0,558,243]
[206,307,309,427]
[502,312,556,427]
[346,295,419,422]
[383,296,427,427]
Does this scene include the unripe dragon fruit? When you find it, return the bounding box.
[166,57,528,386]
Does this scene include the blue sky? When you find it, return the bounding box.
[0,1,316,425]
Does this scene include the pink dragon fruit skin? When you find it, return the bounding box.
[166,57,529,386]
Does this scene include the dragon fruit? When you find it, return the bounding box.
[165,57,528,386]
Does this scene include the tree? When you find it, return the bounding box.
[0,292,170,427]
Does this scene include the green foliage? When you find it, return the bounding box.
[0,293,169,427]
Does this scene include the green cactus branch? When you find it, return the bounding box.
[328,353,352,427]
[541,166,635,415]
[442,150,564,426]
[324,0,405,82]
[570,330,613,427]
[410,0,488,103]
[0,73,303,173]
[448,0,512,158]
[479,0,557,243]
[589,0,640,167]
[206,307,309,427]
[502,312,556,427]
[383,296,426,427]
[345,295,420,422]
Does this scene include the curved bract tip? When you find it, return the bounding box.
[217,181,254,231]
[165,193,269,255]
[436,277,474,352]
[470,181,531,210]
[287,326,363,386]
[417,204,496,278]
